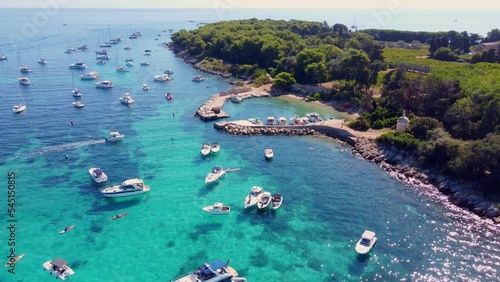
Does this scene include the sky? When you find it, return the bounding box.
[1,0,500,9]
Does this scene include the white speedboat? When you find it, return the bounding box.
[126,61,133,67]
[266,116,275,125]
[192,75,204,82]
[244,186,263,208]
[211,142,220,153]
[153,74,171,82]
[95,49,108,55]
[72,101,84,108]
[265,148,274,160]
[77,44,88,50]
[37,57,48,64]
[257,192,272,209]
[271,194,283,210]
[99,42,112,47]
[96,60,106,65]
[163,69,174,74]
[12,104,26,114]
[278,117,287,125]
[80,71,99,80]
[20,66,32,73]
[124,58,133,62]
[88,167,107,183]
[230,94,242,103]
[166,93,173,100]
[143,49,152,56]
[95,80,113,88]
[116,65,129,72]
[205,165,226,184]
[142,84,149,91]
[96,54,110,60]
[124,46,132,50]
[18,77,30,85]
[69,62,87,69]
[200,143,211,156]
[119,93,135,105]
[202,203,231,215]
[355,230,377,254]
[43,258,75,280]
[100,178,150,198]
[140,61,150,66]
[106,131,124,142]
[72,88,82,97]
[172,259,246,282]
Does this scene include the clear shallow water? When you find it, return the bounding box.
[0,9,499,282]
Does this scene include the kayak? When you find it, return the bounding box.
[4,253,25,267]
[110,212,128,221]
[58,225,75,234]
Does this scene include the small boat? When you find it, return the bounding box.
[99,42,112,47]
[126,61,133,67]
[172,259,246,282]
[271,194,283,210]
[80,71,99,80]
[95,49,108,55]
[72,88,82,97]
[95,80,113,88]
[165,93,173,100]
[143,49,152,56]
[110,212,128,220]
[69,62,87,69]
[4,253,25,267]
[244,186,263,208]
[124,46,132,50]
[265,148,274,160]
[200,143,211,156]
[58,225,75,234]
[43,258,75,280]
[0,50,7,60]
[355,230,377,254]
[202,203,231,215]
[119,93,135,105]
[64,48,76,54]
[129,34,137,39]
[211,142,220,153]
[37,57,48,64]
[100,178,150,198]
[12,104,26,114]
[266,116,275,125]
[257,191,272,209]
[18,77,30,85]
[96,54,110,60]
[142,84,149,91]
[163,69,174,74]
[20,66,32,73]
[153,74,170,82]
[278,117,287,125]
[76,44,88,50]
[230,94,242,103]
[116,65,129,72]
[192,75,204,82]
[106,131,124,142]
[96,60,106,65]
[205,165,226,184]
[140,61,150,66]
[72,101,84,108]
[124,58,133,62]
[88,167,108,183]
[248,118,263,125]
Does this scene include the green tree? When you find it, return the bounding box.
[433,47,459,62]
[272,72,296,90]
[410,117,443,140]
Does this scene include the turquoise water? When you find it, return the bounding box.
[0,9,500,282]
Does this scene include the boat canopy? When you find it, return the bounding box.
[51,258,68,268]
[200,259,226,275]
[94,168,103,175]
[361,230,376,240]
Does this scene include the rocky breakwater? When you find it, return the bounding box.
[352,138,500,223]
[215,122,319,137]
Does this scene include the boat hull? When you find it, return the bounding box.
[101,189,148,198]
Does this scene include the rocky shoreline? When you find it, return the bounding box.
[216,123,319,137]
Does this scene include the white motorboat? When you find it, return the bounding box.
[72,88,82,97]
[124,46,132,50]
[172,259,246,282]
[211,142,220,153]
[257,192,272,209]
[166,93,173,100]
[64,48,75,54]
[271,194,283,210]
[95,80,113,88]
[96,54,110,60]
[143,49,152,56]
[37,57,48,64]
[153,74,171,82]
[106,131,124,142]
[77,44,88,50]
[140,61,150,66]
[18,77,30,85]
[20,66,32,73]
[265,148,274,160]
[202,203,231,215]
[95,49,108,55]
[124,58,133,62]
[192,75,204,82]
[80,71,99,80]
[266,116,275,125]
[355,230,377,254]
[69,62,87,69]
[99,42,112,47]
[142,84,149,91]
[100,178,150,198]
[96,60,106,65]
[205,165,226,184]
[126,61,134,67]
[72,101,84,108]
[43,258,75,280]
[278,117,287,125]
[230,94,242,103]
[129,34,137,39]
[119,93,135,105]
[163,69,174,74]
[244,186,263,208]
[248,118,263,125]
[12,104,26,114]
[116,65,129,72]
[200,143,211,156]
[88,167,108,183]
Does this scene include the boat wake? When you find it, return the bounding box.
[22,139,106,158]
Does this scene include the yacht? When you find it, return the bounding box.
[124,58,133,62]
[20,66,32,73]
[142,84,149,91]
[265,148,274,160]
[18,77,30,85]
[77,44,88,50]
[129,34,137,39]
[126,61,134,67]
[95,80,113,88]
[37,57,48,64]
[100,178,150,198]
[72,101,84,108]
[12,104,27,114]
[43,258,75,280]
[355,230,377,254]
[266,116,275,125]
[116,65,129,72]
[72,88,82,97]
[64,48,76,54]
[165,93,173,100]
[205,165,226,184]
[119,93,135,105]
[202,203,231,215]
[69,62,87,69]
[80,71,99,80]
[271,194,283,210]
[230,94,242,103]
[124,46,132,50]
[96,60,106,65]
[211,142,220,153]
[140,61,150,66]
[172,259,246,282]
[96,54,110,60]
[163,69,174,74]
[106,131,124,142]
[143,49,152,56]
[95,49,108,55]
[153,74,171,82]
[88,167,108,183]
[278,117,287,125]
[99,42,112,48]
[192,75,204,82]
[257,191,272,209]
[244,186,263,208]
[200,143,211,156]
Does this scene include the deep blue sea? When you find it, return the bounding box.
[0,8,499,282]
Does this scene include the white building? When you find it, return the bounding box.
[396,111,410,132]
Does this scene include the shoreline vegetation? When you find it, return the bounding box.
[168,19,500,223]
